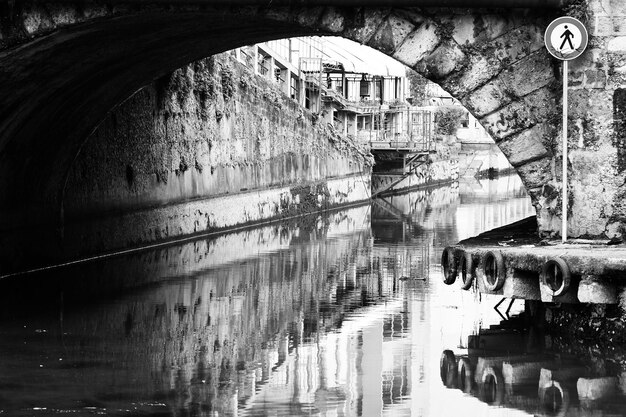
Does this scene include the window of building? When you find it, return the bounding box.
[291,75,299,101]
[360,74,370,98]
[460,112,470,128]
[239,46,255,68]
[374,79,381,101]
[335,77,343,94]
[257,50,270,77]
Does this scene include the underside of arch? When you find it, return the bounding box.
[0,4,565,272]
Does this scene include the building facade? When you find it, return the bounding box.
[232,36,511,176]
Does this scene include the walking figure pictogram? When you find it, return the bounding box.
[559,25,575,51]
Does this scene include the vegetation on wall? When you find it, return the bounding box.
[435,106,466,136]
[563,0,589,24]
[406,68,428,105]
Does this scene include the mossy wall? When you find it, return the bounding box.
[64,52,370,219]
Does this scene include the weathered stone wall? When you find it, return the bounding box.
[556,0,626,238]
[418,0,626,239]
[29,52,370,265]
[65,51,369,215]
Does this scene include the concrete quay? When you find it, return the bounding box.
[441,217,626,305]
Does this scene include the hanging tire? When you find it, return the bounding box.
[441,247,458,285]
[541,257,571,297]
[481,250,506,291]
[458,250,475,291]
[457,357,473,393]
[440,350,458,388]
[479,366,504,405]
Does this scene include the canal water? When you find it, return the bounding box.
[1,175,623,416]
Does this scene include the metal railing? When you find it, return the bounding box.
[363,109,434,152]
[368,136,433,152]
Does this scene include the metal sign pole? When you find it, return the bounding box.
[545,16,587,243]
[562,60,568,243]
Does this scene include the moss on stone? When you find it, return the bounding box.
[563,0,590,25]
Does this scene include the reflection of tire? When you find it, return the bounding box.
[457,358,473,393]
[458,251,475,291]
[440,350,458,388]
[538,381,570,417]
[481,251,506,291]
[441,247,458,285]
[479,366,504,405]
[541,257,571,297]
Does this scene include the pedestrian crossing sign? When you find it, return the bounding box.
[545,16,588,60]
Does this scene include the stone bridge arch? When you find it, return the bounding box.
[0,2,586,272]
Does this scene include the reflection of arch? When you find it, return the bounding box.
[0,5,558,267]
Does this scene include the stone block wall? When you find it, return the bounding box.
[545,0,626,238]
[46,52,371,265]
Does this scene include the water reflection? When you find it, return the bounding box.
[440,313,626,416]
[0,175,544,416]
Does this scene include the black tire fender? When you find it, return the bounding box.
[481,250,506,291]
[541,257,571,297]
[459,250,475,291]
[440,350,458,388]
[539,380,570,417]
[479,366,504,405]
[441,246,458,285]
[457,357,473,393]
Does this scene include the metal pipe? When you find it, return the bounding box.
[562,60,568,243]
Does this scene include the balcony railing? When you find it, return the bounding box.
[368,137,433,152]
